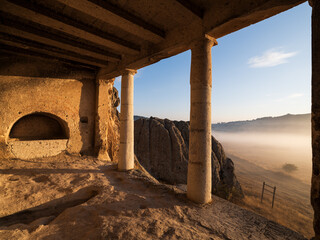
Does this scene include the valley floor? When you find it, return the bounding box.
[0,154,306,240]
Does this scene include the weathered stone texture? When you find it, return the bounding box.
[9,140,68,159]
[134,117,244,200]
[106,86,120,162]
[0,76,95,157]
[94,78,120,162]
[0,56,122,160]
[312,0,320,239]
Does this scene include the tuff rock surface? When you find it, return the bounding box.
[0,154,305,240]
[134,117,244,200]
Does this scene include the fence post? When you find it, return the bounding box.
[261,182,265,203]
[272,186,276,208]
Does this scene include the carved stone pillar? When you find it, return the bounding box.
[187,36,215,204]
[118,69,136,171]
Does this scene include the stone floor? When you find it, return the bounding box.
[0,154,306,240]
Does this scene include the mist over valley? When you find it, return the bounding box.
[212,113,312,184]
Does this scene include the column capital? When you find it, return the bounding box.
[204,34,218,46]
[191,34,218,49]
[122,69,137,76]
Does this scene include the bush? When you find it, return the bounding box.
[282,163,298,173]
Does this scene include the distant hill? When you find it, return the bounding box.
[212,113,311,134]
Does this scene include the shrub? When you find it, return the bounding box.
[282,163,298,173]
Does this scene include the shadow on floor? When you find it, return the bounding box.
[0,186,99,228]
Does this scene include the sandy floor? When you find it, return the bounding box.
[0,153,307,240]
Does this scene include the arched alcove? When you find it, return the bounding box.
[9,113,69,140]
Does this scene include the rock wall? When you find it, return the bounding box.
[94,79,120,162]
[0,55,119,160]
[134,117,244,200]
[0,76,95,158]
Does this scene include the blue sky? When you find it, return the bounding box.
[114,2,312,123]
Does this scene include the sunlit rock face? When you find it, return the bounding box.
[0,59,120,161]
[134,117,244,200]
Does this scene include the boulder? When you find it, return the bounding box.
[134,117,244,200]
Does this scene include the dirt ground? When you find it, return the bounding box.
[0,153,307,240]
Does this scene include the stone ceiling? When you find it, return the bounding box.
[0,0,305,79]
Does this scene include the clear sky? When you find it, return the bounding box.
[114,2,312,123]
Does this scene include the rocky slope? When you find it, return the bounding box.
[134,117,243,200]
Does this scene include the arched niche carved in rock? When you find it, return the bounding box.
[9,112,69,141]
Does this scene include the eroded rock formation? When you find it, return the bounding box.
[107,87,121,161]
[134,117,244,200]
[94,82,120,162]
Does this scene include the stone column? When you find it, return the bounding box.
[94,78,114,161]
[118,69,136,171]
[187,36,215,204]
[311,0,320,238]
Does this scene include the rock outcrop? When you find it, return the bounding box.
[134,117,244,200]
[104,86,120,162]
[95,82,120,162]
